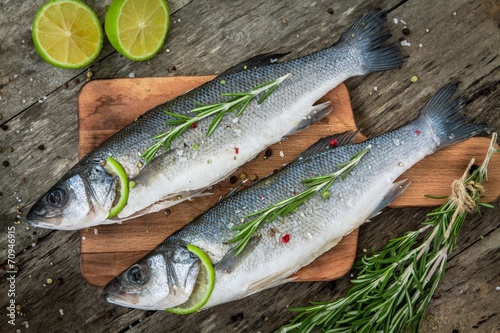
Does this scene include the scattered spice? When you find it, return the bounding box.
[129,181,136,189]
[7,147,13,153]
[86,71,94,80]
[230,312,245,322]
[164,209,171,216]
[416,130,421,135]
[402,27,410,35]
[264,148,273,159]
[72,78,80,85]
[221,79,226,85]
[250,174,258,181]
[37,144,46,151]
[3,160,9,167]
[329,138,338,147]
[281,18,288,25]
[166,48,171,53]
[234,147,239,154]
[229,176,238,184]
[281,234,291,243]
[327,7,334,15]
[322,191,330,199]
[190,122,198,129]
[63,82,69,89]
[46,278,53,284]
[192,143,199,150]
[240,172,247,180]
[1,124,8,131]
[398,162,404,167]
[410,75,419,83]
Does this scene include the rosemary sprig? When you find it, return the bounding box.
[229,145,372,255]
[140,73,291,163]
[276,133,498,333]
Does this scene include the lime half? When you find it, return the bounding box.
[32,0,103,69]
[105,0,170,61]
[167,244,216,314]
[104,157,129,218]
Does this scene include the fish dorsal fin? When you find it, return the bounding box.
[220,52,290,76]
[218,179,248,203]
[287,102,333,136]
[297,130,360,161]
[367,179,410,220]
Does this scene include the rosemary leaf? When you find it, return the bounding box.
[140,73,291,163]
[229,145,371,255]
[275,133,497,333]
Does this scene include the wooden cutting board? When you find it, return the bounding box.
[77,76,500,287]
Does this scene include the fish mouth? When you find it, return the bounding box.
[26,210,60,229]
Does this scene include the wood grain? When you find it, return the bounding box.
[1,0,499,332]
[77,77,500,287]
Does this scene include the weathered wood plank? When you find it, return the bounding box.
[0,0,192,123]
[0,0,498,332]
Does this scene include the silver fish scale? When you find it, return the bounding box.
[80,43,362,178]
[166,117,440,307]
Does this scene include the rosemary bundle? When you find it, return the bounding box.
[276,133,498,333]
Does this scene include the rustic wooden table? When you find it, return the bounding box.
[1,0,499,332]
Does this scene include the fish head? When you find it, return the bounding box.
[27,162,117,230]
[104,243,200,310]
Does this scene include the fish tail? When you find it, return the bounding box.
[340,9,405,73]
[419,82,490,148]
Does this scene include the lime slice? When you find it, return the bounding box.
[32,0,103,69]
[167,244,215,314]
[105,0,170,61]
[104,157,129,218]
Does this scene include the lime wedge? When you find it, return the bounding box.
[32,0,103,69]
[104,157,129,218]
[105,0,170,61]
[167,244,215,314]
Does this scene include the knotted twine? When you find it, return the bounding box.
[445,158,485,239]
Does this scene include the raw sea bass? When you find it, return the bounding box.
[104,83,488,311]
[27,10,405,230]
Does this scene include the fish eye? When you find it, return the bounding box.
[127,265,145,284]
[46,188,67,207]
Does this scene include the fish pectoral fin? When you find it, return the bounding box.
[215,237,260,274]
[117,188,213,220]
[287,102,332,136]
[296,130,360,161]
[247,271,298,296]
[367,179,410,220]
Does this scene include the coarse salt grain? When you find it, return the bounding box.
[82,236,86,241]
[59,309,64,316]
[373,86,378,91]
[94,228,98,235]
[393,18,398,24]
[279,150,285,158]
[128,72,135,78]
[400,40,411,47]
